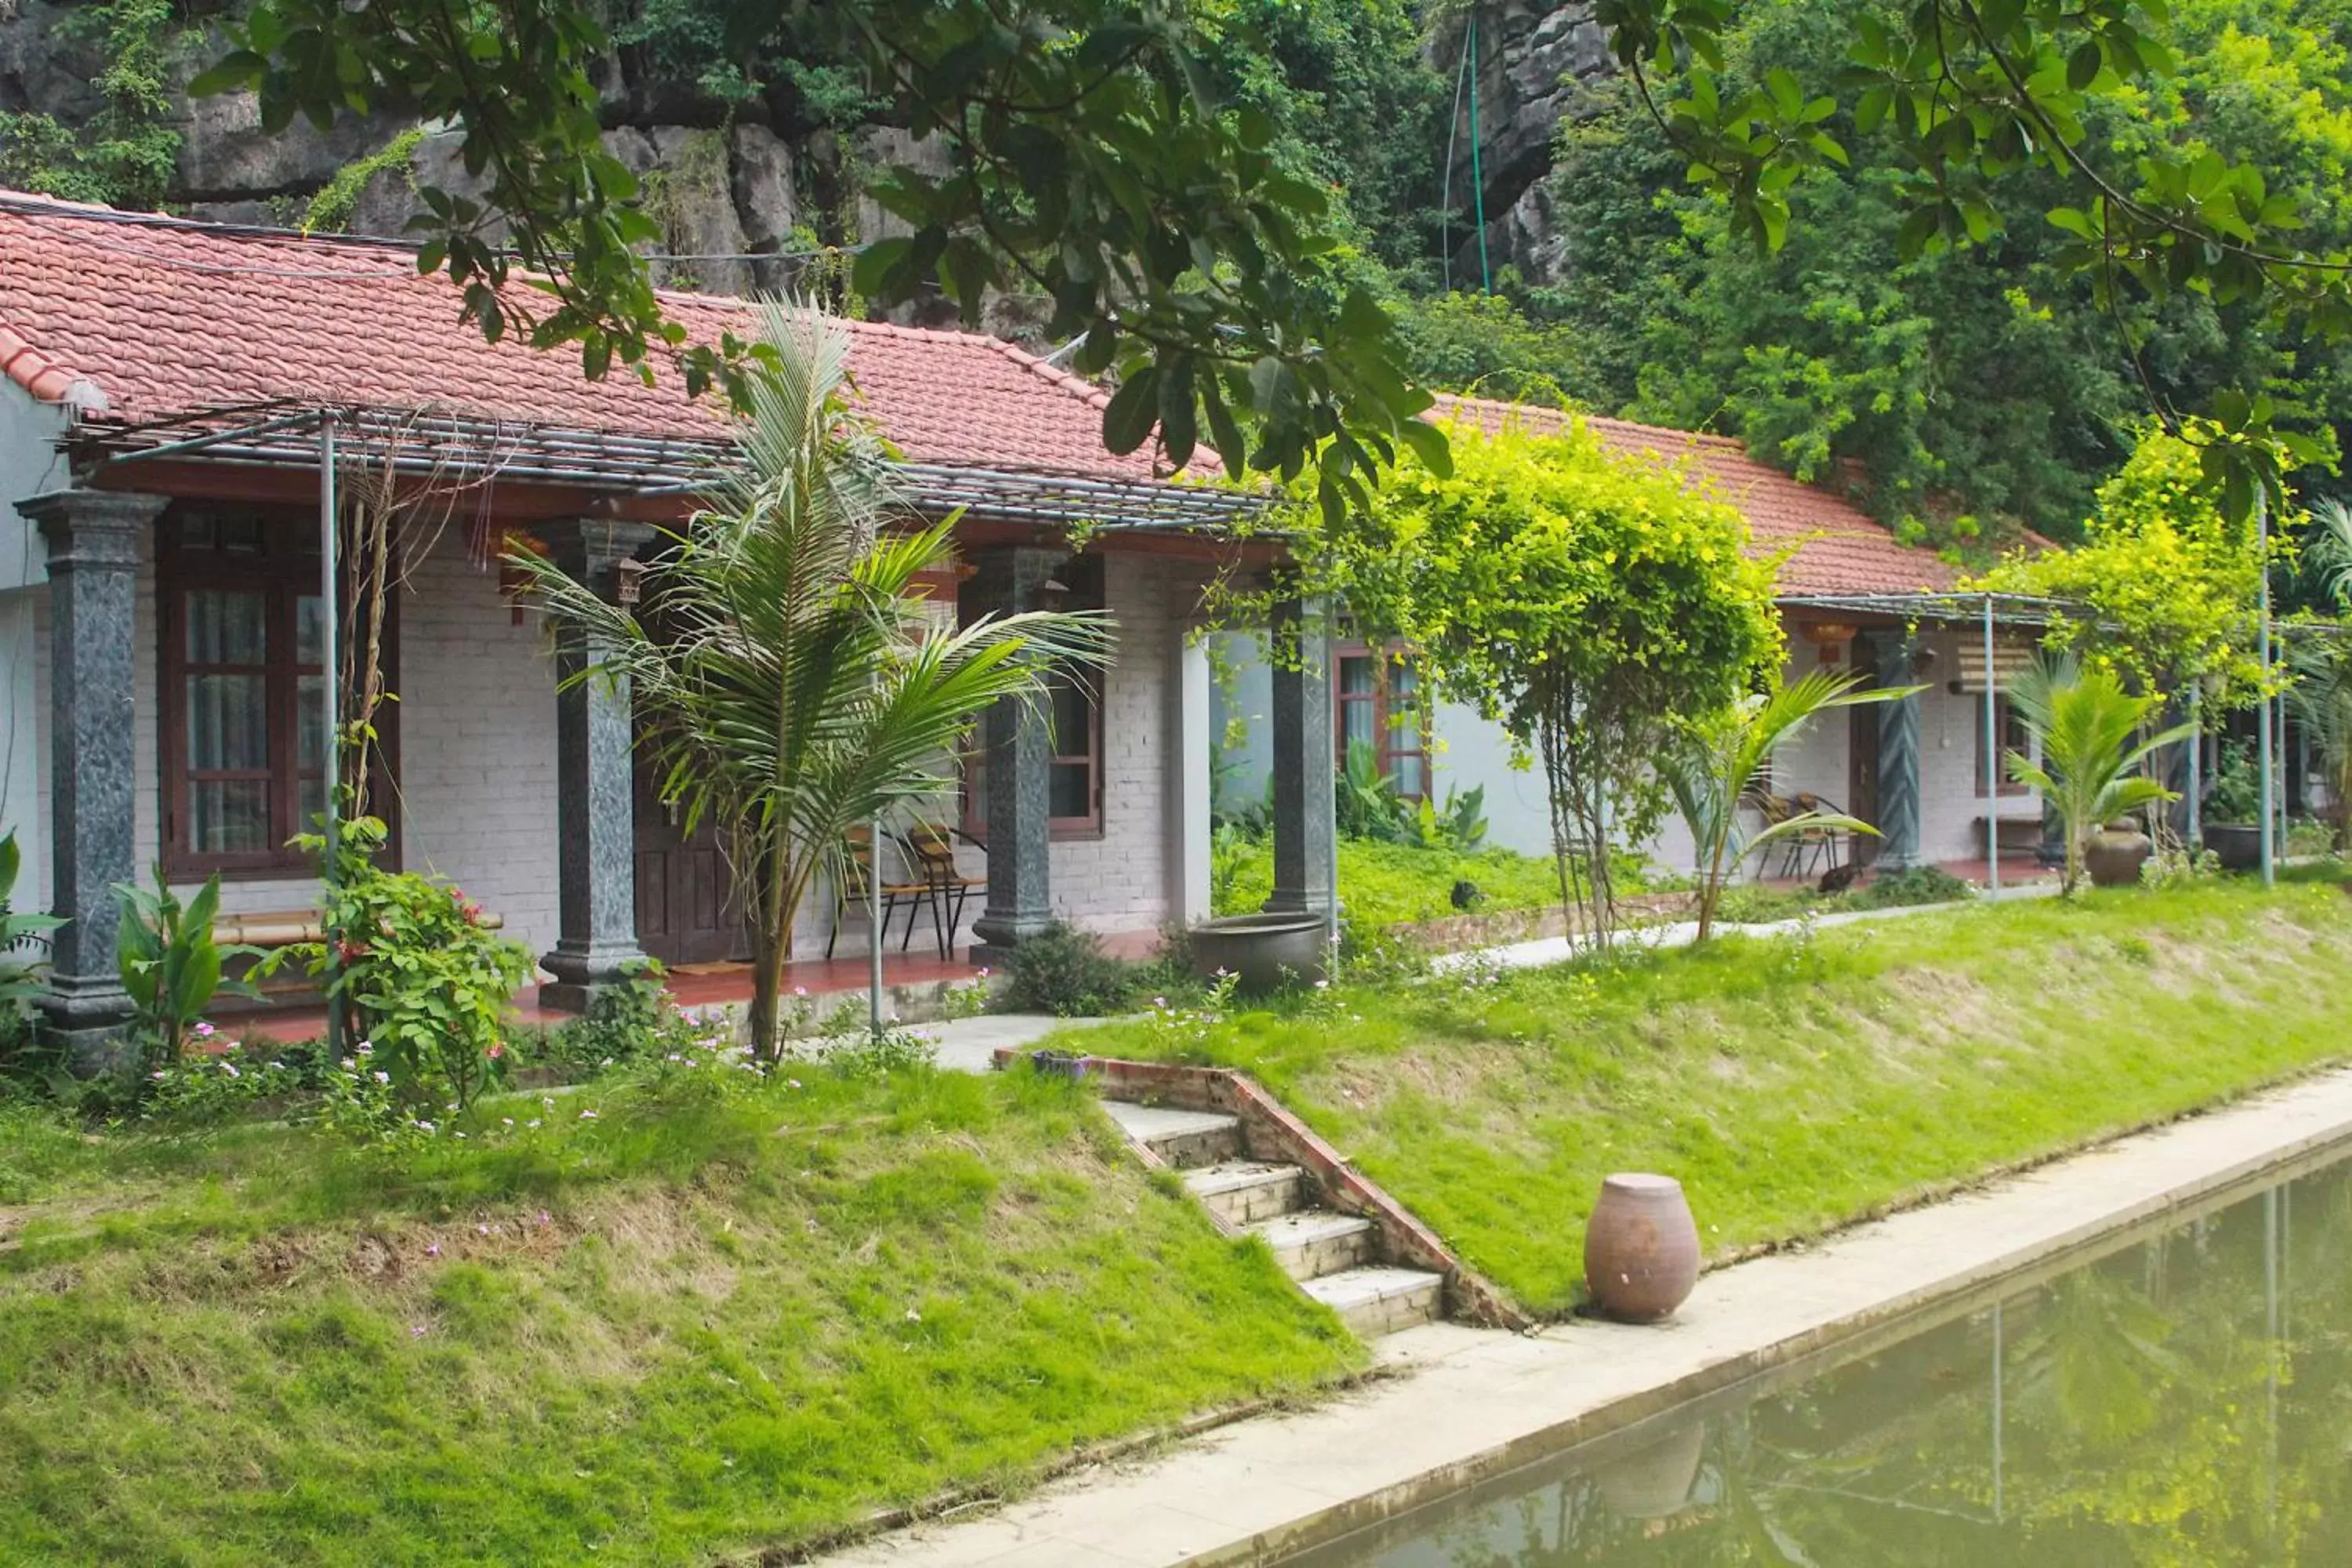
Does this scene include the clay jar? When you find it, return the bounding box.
[2085,819,2154,887]
[1584,1173,1701,1323]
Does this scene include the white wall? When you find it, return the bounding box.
[0,383,70,911]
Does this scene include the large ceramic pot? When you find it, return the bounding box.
[1187,913,1330,996]
[2203,822,2263,872]
[2085,821,2154,887]
[1584,1173,1701,1323]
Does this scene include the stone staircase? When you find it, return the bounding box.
[1103,1101,1445,1338]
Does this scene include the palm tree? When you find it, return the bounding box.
[1661,668,1913,942]
[2302,497,2352,610]
[517,303,1110,1056]
[2003,661,2193,895]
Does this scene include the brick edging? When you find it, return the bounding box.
[1002,1049,1534,1330]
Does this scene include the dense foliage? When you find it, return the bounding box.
[1303,416,1780,940]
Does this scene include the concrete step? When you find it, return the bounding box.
[1183,1160,1307,1227]
[1301,1265,1446,1338]
[1099,1100,1243,1168]
[1244,1208,1376,1282]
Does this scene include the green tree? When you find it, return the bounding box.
[514,303,1109,1055]
[1980,423,2276,711]
[1301,414,1781,944]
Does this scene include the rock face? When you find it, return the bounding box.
[1434,0,1613,288]
[2,0,1607,308]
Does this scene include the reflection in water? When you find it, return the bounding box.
[1294,1156,2351,1566]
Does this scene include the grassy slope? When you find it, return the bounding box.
[0,1070,1360,1566]
[1083,877,2352,1314]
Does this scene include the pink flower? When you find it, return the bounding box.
[579,1109,598,1120]
[426,1243,441,1258]
[486,1042,503,1059]
[192,1022,214,1039]
[410,1325,427,1338]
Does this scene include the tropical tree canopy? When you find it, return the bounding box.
[514,303,1110,1054]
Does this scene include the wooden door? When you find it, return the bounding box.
[632,743,744,967]
[1849,633,1882,867]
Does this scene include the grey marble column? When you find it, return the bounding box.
[1875,634,1922,871]
[535,521,655,1012]
[21,489,165,1054]
[968,545,1062,960]
[1265,591,1336,916]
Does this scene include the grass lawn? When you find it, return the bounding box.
[1214,837,1577,926]
[0,1069,1360,1566]
[1076,873,2352,1314]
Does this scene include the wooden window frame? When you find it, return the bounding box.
[961,554,1105,841]
[1975,694,2033,798]
[1333,641,1429,801]
[158,510,400,880]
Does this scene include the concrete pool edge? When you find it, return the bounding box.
[818,1065,2352,1568]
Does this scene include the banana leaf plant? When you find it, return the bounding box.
[114,869,264,1062]
[0,829,64,1012]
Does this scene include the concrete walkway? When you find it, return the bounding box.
[818,1065,2352,1567]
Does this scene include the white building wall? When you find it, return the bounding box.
[0,381,68,912]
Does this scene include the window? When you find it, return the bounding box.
[962,554,1104,839]
[1334,644,1428,800]
[158,513,395,876]
[1976,695,2032,797]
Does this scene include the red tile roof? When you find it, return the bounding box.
[1432,393,1959,600]
[0,192,1154,482]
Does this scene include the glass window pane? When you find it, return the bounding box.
[1338,655,1374,697]
[296,595,325,666]
[1392,662,1419,698]
[190,779,270,854]
[1049,680,1093,760]
[299,673,327,773]
[186,590,267,666]
[1392,754,1427,798]
[1050,762,1091,820]
[1340,701,1376,750]
[186,673,270,770]
[299,774,326,833]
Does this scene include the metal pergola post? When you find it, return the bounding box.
[318,412,342,1060]
[1982,593,2001,897]
[2258,488,2276,888]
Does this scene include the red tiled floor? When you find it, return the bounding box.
[228,928,1167,1045]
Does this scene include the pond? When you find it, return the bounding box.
[1283,1149,2352,1566]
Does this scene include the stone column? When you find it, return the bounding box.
[967,545,1061,960]
[1264,590,1336,916]
[1875,633,1922,871]
[21,489,165,1054]
[535,521,655,1012]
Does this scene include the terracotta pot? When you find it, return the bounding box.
[1595,1421,1707,1519]
[2085,822,2154,887]
[2202,822,2263,872]
[1584,1173,1700,1323]
[1187,913,1329,996]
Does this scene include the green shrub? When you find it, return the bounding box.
[2209,739,2265,826]
[1001,922,1141,1016]
[1849,864,1974,909]
[260,815,532,1121]
[546,960,673,1073]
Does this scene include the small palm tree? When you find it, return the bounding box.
[2004,661,2193,895]
[1661,667,1915,941]
[518,303,1110,1056]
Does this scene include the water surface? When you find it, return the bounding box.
[1287,1152,2352,1566]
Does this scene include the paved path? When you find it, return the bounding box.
[818,1065,2352,1566]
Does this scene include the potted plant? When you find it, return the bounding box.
[2202,739,2265,871]
[1187,911,1330,995]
